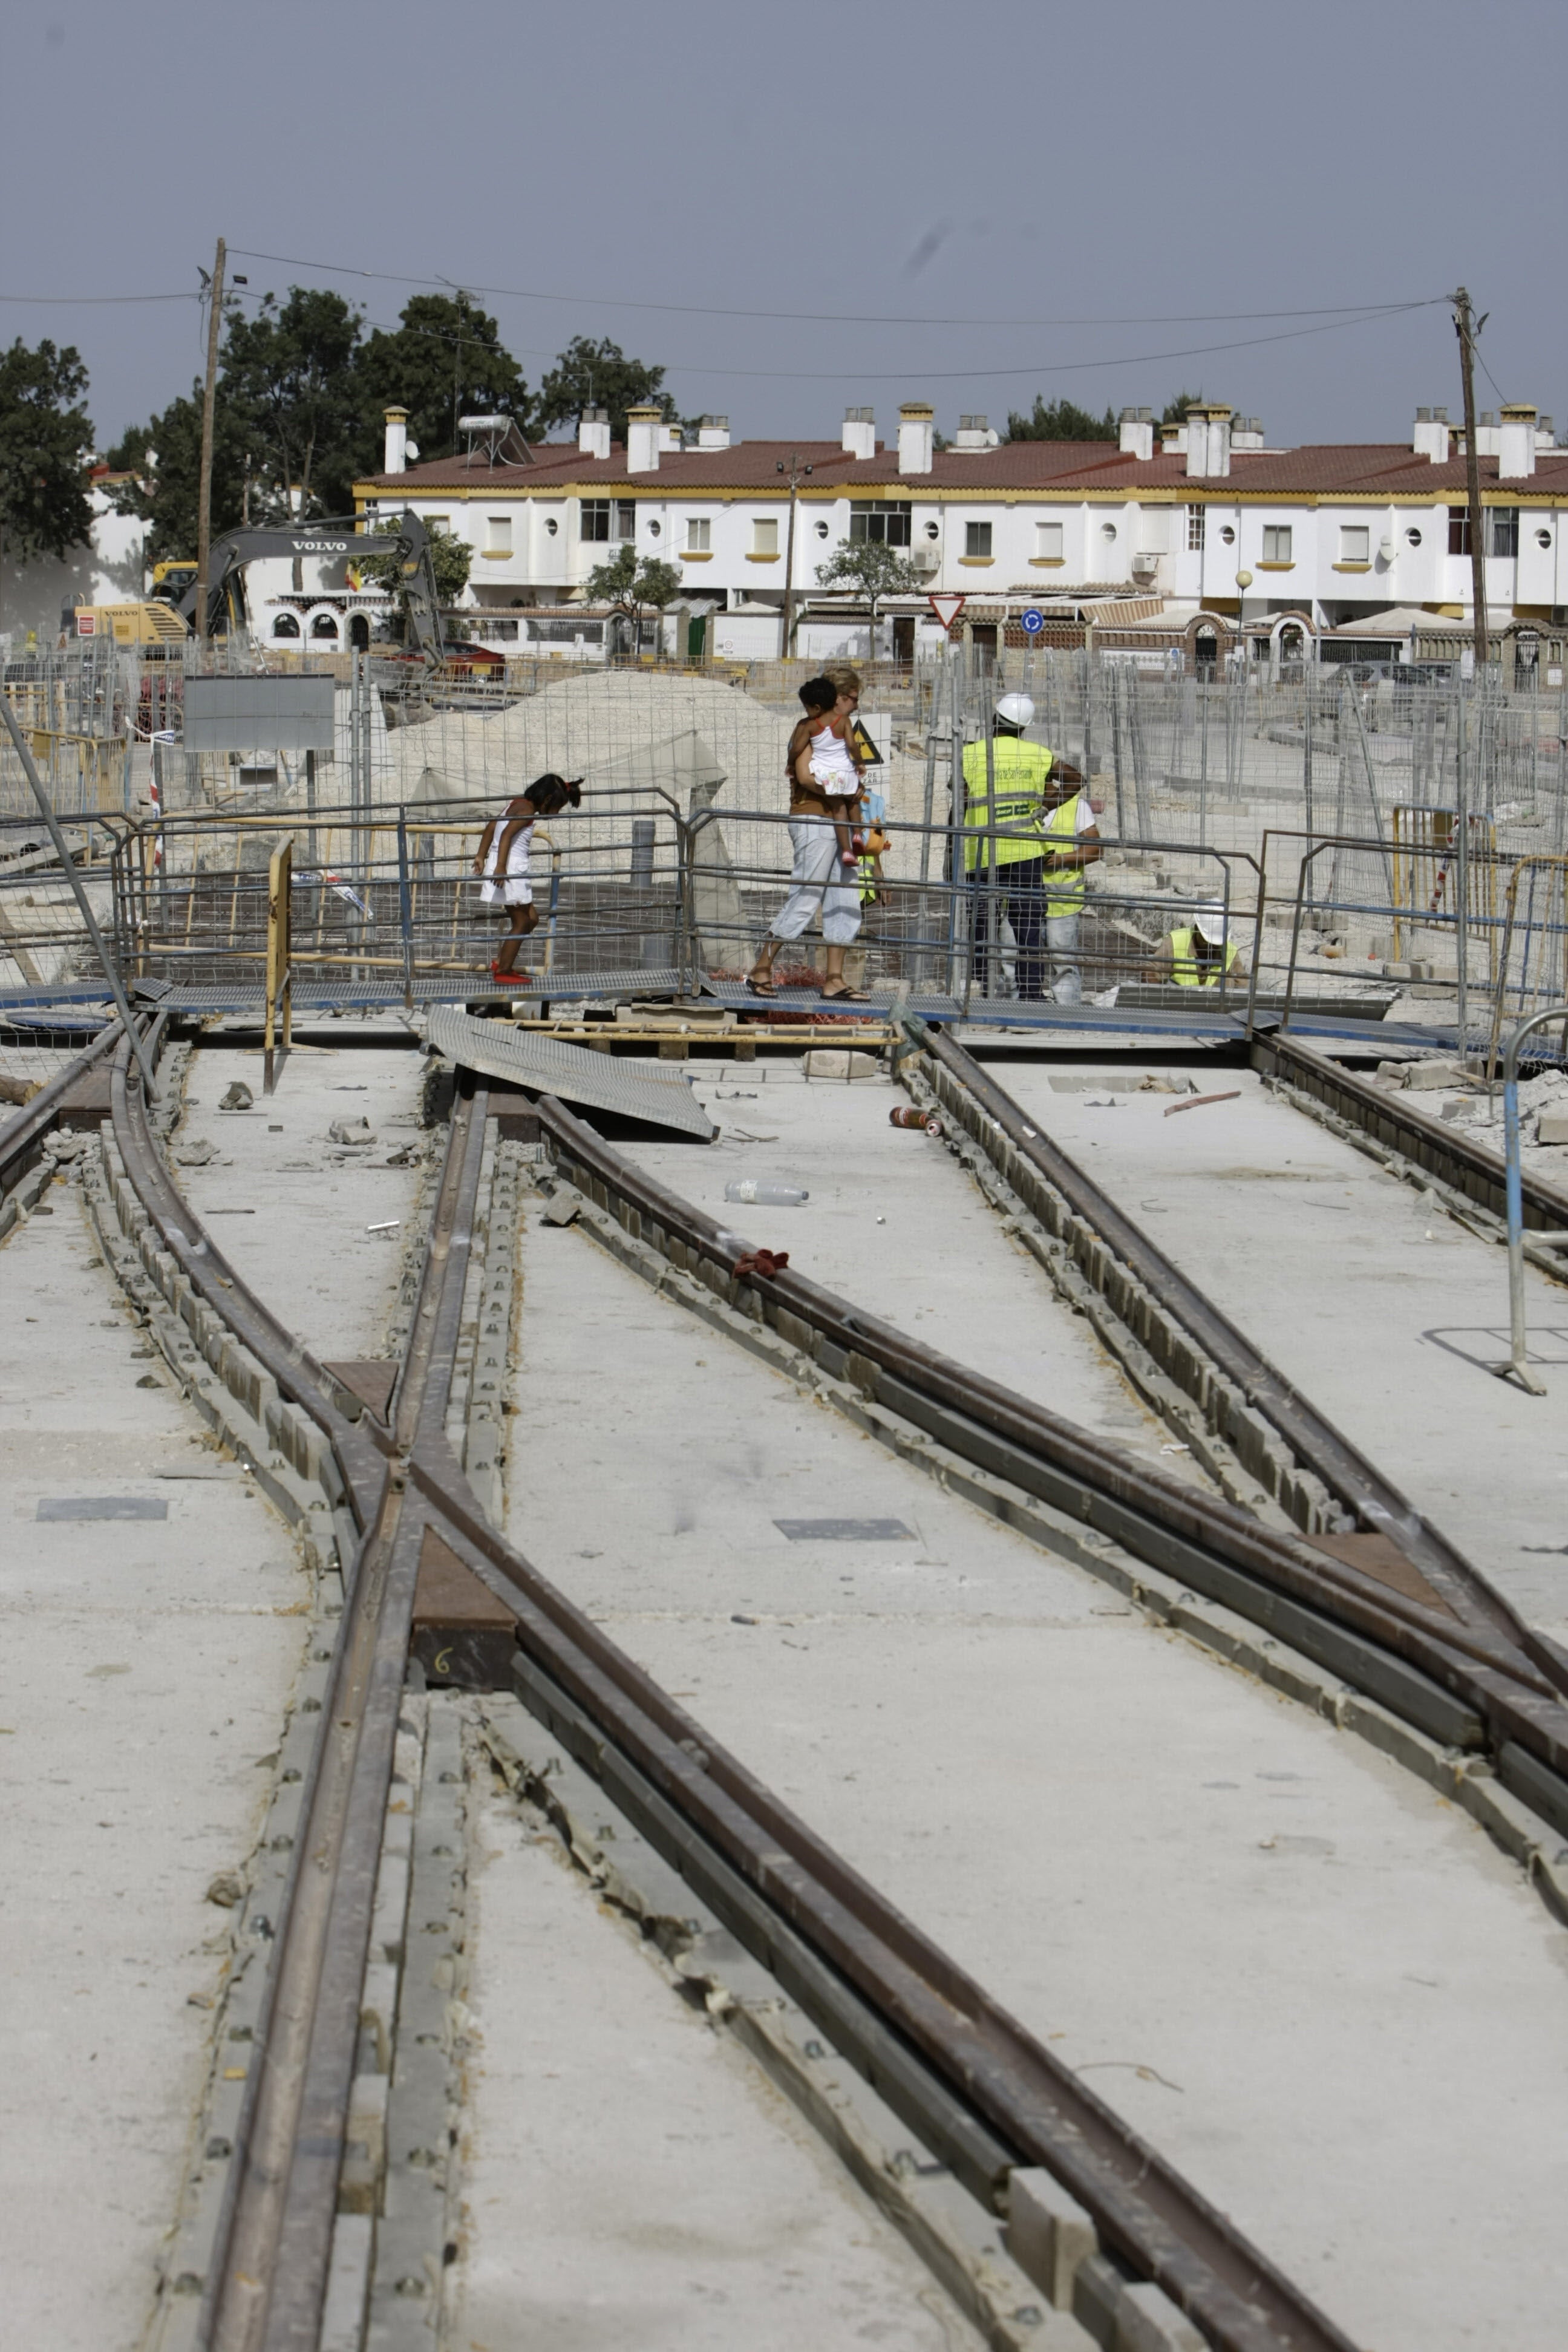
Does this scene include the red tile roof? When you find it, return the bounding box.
[356,440,1568,500]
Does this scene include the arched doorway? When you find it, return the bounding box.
[349,612,370,652]
[310,612,340,644]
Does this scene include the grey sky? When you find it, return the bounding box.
[2,0,1561,454]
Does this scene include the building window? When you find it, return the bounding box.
[615,500,635,541]
[545,517,558,537]
[488,515,511,554]
[686,517,710,551]
[647,519,661,537]
[1340,524,1371,564]
[1187,505,1206,552]
[1406,527,1423,547]
[581,499,611,541]
[1036,521,1063,561]
[1263,525,1292,564]
[1448,507,1471,555]
[816,520,831,538]
[849,500,912,547]
[1537,527,1553,550]
[272,612,301,640]
[753,517,779,556]
[965,520,993,558]
[1489,506,1519,558]
[310,612,339,641]
[425,515,449,534]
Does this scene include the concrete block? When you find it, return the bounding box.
[803,1048,881,1080]
[1115,2281,1206,2351]
[1007,2167,1097,2308]
[1403,1057,1465,1091]
[1535,1108,1568,1146]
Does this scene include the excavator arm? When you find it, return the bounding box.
[180,514,445,658]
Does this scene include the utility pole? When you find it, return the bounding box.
[777,450,812,661]
[195,235,226,647]
[1451,287,1489,677]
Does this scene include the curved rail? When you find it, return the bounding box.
[916,1021,1568,1698]
[100,1043,1363,2352]
[0,1014,120,1200]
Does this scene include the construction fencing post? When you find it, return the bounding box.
[1499,1003,1568,1393]
[264,834,293,1096]
[396,811,414,1010]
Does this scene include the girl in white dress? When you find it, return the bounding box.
[474,773,581,984]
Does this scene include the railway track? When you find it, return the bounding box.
[21,1003,1566,2351]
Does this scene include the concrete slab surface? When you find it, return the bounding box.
[507,1199,1568,2352]
[616,1056,1203,1486]
[451,1780,984,2352]
[995,1063,1568,1633]
[0,1177,310,2352]
[169,1036,426,1359]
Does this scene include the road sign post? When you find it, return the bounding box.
[1021,608,1046,637]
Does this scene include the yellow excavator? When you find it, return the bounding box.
[61,516,456,656]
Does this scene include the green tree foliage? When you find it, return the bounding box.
[1003,395,1117,443]
[583,544,684,613]
[357,522,472,609]
[1161,388,1213,423]
[106,389,254,565]
[814,538,922,650]
[537,336,680,446]
[0,336,94,562]
[356,292,531,470]
[221,287,367,517]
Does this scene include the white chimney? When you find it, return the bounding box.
[626,403,661,475]
[1500,403,1538,481]
[1160,421,1187,457]
[1231,417,1265,451]
[955,413,1000,451]
[1118,407,1154,461]
[697,414,730,450]
[1184,406,1232,479]
[841,405,875,461]
[1537,415,1557,452]
[898,402,935,476]
[1413,406,1451,463]
[659,422,683,452]
[383,406,408,475]
[578,407,611,460]
[1468,411,1501,459]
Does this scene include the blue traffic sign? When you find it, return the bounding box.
[1020,608,1046,635]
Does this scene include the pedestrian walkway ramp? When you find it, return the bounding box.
[423,1004,716,1141]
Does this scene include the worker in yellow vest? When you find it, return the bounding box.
[1144,901,1247,987]
[962,692,1098,1002]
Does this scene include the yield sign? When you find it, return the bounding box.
[927,592,966,634]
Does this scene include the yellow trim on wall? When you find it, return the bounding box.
[958,555,995,567]
[1333,561,1372,573]
[681,550,713,561]
[1256,560,1295,572]
[746,551,780,563]
[1029,557,1066,567]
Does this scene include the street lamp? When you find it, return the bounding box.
[778,451,812,660]
[1235,568,1253,670]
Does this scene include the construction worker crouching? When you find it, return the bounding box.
[1144,900,1247,988]
[962,692,1097,1003]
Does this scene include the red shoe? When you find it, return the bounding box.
[490,962,532,986]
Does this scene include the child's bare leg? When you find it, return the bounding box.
[496,906,537,972]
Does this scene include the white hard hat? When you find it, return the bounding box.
[1192,900,1228,943]
[994,691,1036,728]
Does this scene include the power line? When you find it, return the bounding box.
[0,290,198,305]
[227,246,1439,335]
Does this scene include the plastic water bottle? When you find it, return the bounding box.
[724,1178,808,1207]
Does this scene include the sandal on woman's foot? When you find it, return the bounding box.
[745,972,779,998]
[820,981,870,1002]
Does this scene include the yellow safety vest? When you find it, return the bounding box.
[1169,927,1238,987]
[962,740,1058,872]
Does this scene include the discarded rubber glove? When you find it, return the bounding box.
[733,1247,790,1279]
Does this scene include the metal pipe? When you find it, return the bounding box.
[1500,1003,1568,1393]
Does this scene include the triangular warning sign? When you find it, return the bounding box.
[927,593,966,633]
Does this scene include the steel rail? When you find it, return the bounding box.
[532,1098,1568,1801]
[918,1022,1567,1695]
[104,1049,1365,2352]
[105,1022,491,2350]
[0,1013,119,1194]
[1252,1027,1568,1239]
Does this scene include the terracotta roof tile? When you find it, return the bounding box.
[356,439,1568,500]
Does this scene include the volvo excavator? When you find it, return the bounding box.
[64,512,501,677]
